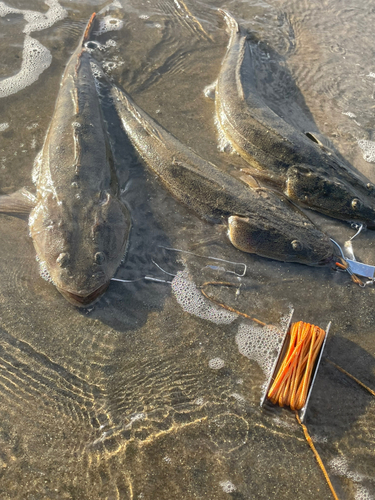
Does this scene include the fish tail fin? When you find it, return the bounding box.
[218,9,240,34]
[0,188,36,216]
[82,12,97,45]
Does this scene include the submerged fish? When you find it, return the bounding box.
[213,9,375,227]
[107,81,335,265]
[0,14,131,307]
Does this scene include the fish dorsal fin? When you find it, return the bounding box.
[134,108,164,144]
[112,85,165,144]
[82,13,97,45]
[236,34,258,103]
[218,9,240,34]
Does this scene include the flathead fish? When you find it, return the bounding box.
[0,14,131,307]
[214,9,375,227]
[108,83,335,266]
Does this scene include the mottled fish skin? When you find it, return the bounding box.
[24,14,130,306]
[215,9,375,227]
[109,83,335,266]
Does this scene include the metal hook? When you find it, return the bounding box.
[330,238,345,259]
[151,259,176,277]
[330,238,375,286]
[350,223,364,241]
[159,246,247,277]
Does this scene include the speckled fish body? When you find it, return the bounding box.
[109,84,335,266]
[1,14,131,307]
[215,9,375,227]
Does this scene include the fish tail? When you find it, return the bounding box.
[218,9,240,34]
[82,12,97,45]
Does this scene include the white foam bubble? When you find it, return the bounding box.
[342,111,356,118]
[214,114,234,153]
[358,140,375,163]
[0,2,66,98]
[96,16,124,35]
[330,457,374,500]
[36,256,54,283]
[329,456,363,482]
[208,357,225,369]
[90,61,104,79]
[367,72,375,79]
[0,35,52,98]
[235,321,284,377]
[102,60,124,73]
[26,122,39,130]
[0,0,67,35]
[355,485,374,500]
[90,61,105,93]
[230,392,246,403]
[0,122,9,131]
[171,269,238,324]
[219,481,236,493]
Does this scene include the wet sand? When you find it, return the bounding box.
[0,0,375,498]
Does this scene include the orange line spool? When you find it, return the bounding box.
[267,321,326,410]
[261,312,330,421]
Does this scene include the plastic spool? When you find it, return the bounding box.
[260,310,330,423]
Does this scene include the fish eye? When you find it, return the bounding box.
[57,252,70,267]
[366,183,374,192]
[351,198,362,210]
[99,191,111,205]
[291,240,303,251]
[94,252,105,264]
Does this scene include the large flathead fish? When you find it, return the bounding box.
[108,83,335,266]
[0,14,131,307]
[213,9,375,227]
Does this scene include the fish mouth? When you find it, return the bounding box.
[317,254,335,266]
[315,245,340,266]
[57,281,110,307]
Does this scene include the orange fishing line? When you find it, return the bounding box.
[295,412,340,500]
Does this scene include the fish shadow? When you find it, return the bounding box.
[82,79,181,332]
[243,30,358,174]
[304,335,375,439]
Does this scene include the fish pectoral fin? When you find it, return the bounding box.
[305,131,335,152]
[0,187,37,216]
[238,169,261,188]
[227,215,257,254]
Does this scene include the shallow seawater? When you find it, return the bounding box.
[1,0,375,498]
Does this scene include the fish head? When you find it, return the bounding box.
[29,191,131,307]
[227,214,335,265]
[286,165,375,227]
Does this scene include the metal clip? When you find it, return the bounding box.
[260,309,294,408]
[330,238,375,286]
